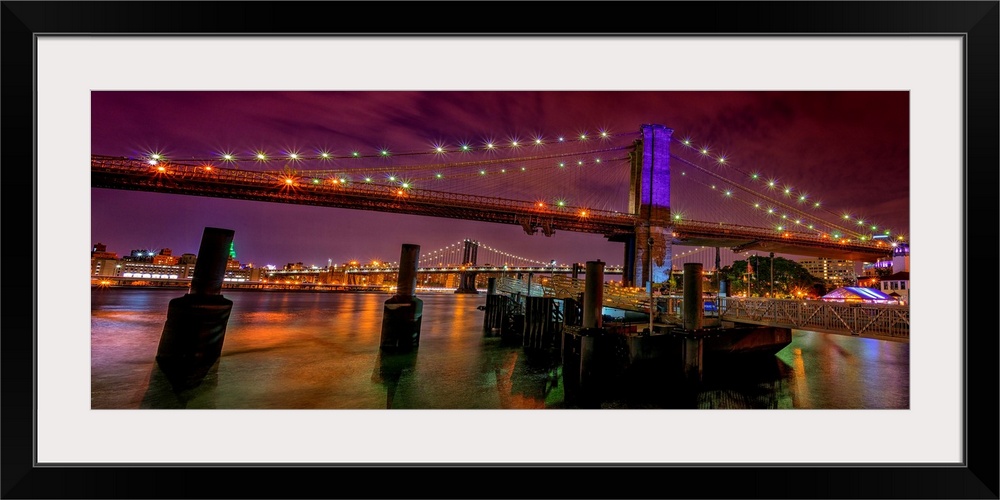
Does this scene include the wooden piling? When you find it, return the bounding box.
[522,296,561,349]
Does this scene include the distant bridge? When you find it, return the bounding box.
[343,265,624,275]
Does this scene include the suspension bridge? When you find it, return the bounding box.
[340,239,624,273]
[91,124,903,290]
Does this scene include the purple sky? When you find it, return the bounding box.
[91,91,909,268]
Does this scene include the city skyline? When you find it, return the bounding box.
[89,237,879,277]
[91,91,909,268]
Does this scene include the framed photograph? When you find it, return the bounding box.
[5,2,996,498]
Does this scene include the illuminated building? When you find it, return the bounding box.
[91,243,117,260]
[798,258,856,287]
[91,243,120,277]
[877,271,910,304]
[266,265,326,284]
[120,260,195,280]
[152,248,180,266]
[224,266,255,282]
[123,249,158,263]
[861,259,893,277]
[892,243,910,273]
[91,244,247,282]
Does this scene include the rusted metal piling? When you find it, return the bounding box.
[379,244,423,350]
[155,227,235,388]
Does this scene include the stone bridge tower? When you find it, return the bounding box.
[622,124,673,289]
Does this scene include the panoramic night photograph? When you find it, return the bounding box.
[90,90,910,411]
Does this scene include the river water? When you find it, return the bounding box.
[91,288,909,410]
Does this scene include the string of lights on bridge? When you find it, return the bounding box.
[278,150,630,189]
[124,152,627,224]
[101,240,770,275]
[129,126,906,246]
[414,240,551,267]
[141,130,632,166]
[673,135,907,245]
[138,129,636,213]
[671,157,857,241]
[349,239,602,271]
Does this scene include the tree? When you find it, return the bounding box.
[720,256,823,298]
[772,257,823,298]
[720,262,751,296]
[666,275,679,296]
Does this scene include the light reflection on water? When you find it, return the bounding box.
[91,289,908,409]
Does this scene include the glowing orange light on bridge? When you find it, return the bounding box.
[156,166,166,172]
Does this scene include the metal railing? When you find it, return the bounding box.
[492,275,909,340]
[494,276,548,297]
[718,297,909,339]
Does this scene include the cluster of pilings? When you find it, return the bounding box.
[482,277,569,351]
[481,279,524,338]
[481,260,793,407]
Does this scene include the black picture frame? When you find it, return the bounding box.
[4,2,997,498]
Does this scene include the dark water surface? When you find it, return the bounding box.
[91,288,909,409]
